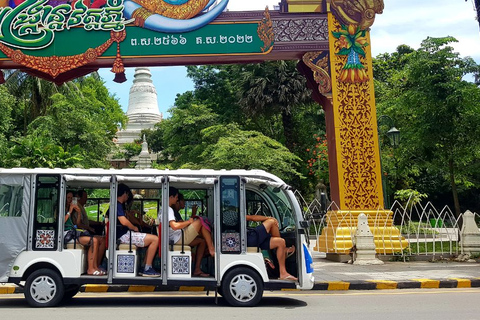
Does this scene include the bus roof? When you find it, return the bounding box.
[0,168,287,185]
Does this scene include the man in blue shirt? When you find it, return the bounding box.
[116,183,160,277]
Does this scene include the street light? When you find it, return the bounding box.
[386,127,400,148]
[377,115,400,209]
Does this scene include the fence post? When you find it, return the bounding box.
[353,213,384,265]
[459,210,480,256]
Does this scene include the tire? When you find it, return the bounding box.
[221,267,263,307]
[24,269,65,308]
[216,286,224,297]
[62,285,80,302]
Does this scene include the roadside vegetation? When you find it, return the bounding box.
[0,36,479,214]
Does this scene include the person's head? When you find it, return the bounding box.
[125,189,134,209]
[177,193,185,210]
[169,186,179,207]
[117,183,131,203]
[77,190,88,205]
[66,191,74,206]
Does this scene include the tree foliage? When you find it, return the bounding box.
[147,62,325,191]
[197,124,302,181]
[374,37,480,215]
[0,72,125,168]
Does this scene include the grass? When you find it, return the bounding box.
[408,241,457,254]
[400,221,439,235]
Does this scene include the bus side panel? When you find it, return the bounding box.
[219,253,269,283]
[9,250,84,279]
[0,175,30,283]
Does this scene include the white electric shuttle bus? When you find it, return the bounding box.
[0,168,314,307]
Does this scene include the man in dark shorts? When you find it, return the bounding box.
[246,215,297,281]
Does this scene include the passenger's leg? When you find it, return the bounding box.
[79,236,99,274]
[96,236,106,268]
[189,237,207,276]
[262,218,281,237]
[142,234,159,266]
[270,237,297,281]
[191,219,215,257]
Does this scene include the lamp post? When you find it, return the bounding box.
[377,115,400,209]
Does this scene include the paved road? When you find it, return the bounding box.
[1,289,480,320]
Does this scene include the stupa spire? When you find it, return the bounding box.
[116,67,163,146]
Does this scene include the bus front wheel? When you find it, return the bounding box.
[24,268,65,307]
[221,267,263,307]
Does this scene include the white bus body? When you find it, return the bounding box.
[0,168,314,307]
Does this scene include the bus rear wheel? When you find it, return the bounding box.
[24,268,64,307]
[221,267,263,307]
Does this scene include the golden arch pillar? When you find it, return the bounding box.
[292,0,408,255]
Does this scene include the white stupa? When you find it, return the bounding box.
[116,67,163,146]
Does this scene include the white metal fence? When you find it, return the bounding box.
[295,191,476,259]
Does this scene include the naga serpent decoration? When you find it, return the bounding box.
[330,0,384,30]
[124,0,229,33]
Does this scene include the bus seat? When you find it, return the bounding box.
[168,229,191,252]
[117,243,137,251]
[170,244,191,252]
[65,240,86,250]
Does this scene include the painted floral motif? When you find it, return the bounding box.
[332,24,369,83]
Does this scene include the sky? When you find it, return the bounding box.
[98,0,480,117]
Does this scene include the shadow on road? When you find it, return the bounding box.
[0,294,307,309]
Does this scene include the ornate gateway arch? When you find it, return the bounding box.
[0,0,406,253]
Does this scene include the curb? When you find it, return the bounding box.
[3,278,480,295]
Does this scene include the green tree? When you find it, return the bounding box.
[158,103,219,166]
[3,70,84,133]
[197,124,303,183]
[236,60,313,152]
[1,73,125,168]
[374,37,480,216]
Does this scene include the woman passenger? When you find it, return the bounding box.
[64,191,105,276]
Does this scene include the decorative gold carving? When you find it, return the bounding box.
[302,51,331,94]
[132,7,154,27]
[257,7,275,53]
[331,24,369,84]
[330,0,384,30]
[0,31,126,79]
[131,0,210,20]
[329,16,381,210]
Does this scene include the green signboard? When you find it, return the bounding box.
[0,0,274,81]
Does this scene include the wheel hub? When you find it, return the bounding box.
[31,276,56,302]
[231,274,256,301]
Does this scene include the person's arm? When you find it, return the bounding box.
[246,215,269,222]
[191,204,198,217]
[246,215,278,225]
[118,215,139,232]
[169,218,194,231]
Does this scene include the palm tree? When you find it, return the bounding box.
[2,70,82,133]
[236,60,311,151]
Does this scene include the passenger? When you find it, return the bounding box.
[116,183,160,277]
[173,193,209,277]
[162,187,215,260]
[75,190,106,266]
[246,215,297,281]
[64,191,105,276]
[76,190,105,234]
[124,190,155,234]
